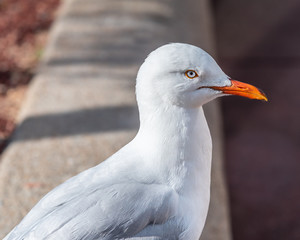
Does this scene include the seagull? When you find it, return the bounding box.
[4,43,267,240]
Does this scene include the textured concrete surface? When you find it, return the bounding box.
[0,0,231,239]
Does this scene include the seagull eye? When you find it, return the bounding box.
[185,70,198,79]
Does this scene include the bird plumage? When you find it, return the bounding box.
[5,122,209,240]
[4,43,267,240]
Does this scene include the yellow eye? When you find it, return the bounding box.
[185,70,198,79]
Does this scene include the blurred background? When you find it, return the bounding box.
[214,0,300,239]
[0,0,299,239]
[0,0,60,151]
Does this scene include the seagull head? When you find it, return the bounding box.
[136,43,267,110]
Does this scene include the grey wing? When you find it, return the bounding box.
[4,169,178,240]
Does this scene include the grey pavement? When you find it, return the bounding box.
[0,0,231,239]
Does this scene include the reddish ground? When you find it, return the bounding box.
[0,0,60,151]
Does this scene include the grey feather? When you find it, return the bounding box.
[4,149,179,240]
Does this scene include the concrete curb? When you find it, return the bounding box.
[0,0,232,239]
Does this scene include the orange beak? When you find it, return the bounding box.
[210,79,268,101]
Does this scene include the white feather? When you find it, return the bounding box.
[4,43,231,240]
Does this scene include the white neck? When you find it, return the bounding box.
[134,104,212,194]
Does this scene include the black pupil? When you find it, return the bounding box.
[189,71,194,77]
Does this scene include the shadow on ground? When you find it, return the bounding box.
[13,105,139,141]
